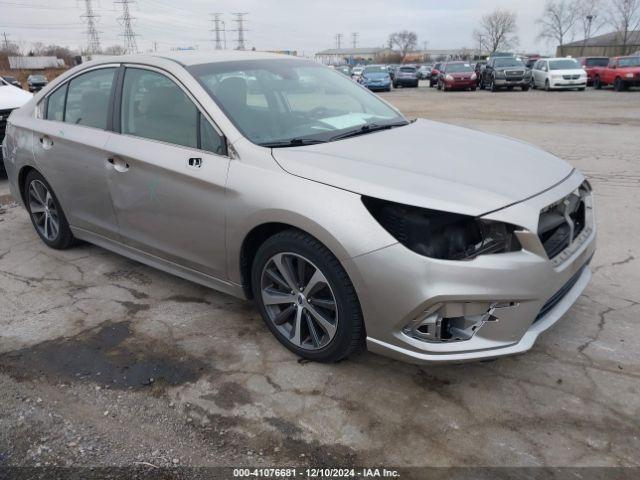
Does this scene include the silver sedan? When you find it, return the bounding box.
[2,51,596,364]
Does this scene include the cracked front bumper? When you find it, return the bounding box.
[344,170,596,364]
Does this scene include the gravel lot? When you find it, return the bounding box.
[1,84,639,470]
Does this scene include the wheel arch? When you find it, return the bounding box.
[17,165,39,205]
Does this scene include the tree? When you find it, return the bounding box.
[473,9,519,53]
[608,0,640,54]
[573,0,606,55]
[388,30,418,60]
[537,1,578,55]
[103,45,126,55]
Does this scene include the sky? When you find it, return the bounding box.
[1,0,565,56]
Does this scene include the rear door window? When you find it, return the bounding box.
[65,68,116,129]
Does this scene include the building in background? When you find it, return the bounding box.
[560,31,640,57]
[314,47,392,65]
[8,56,65,70]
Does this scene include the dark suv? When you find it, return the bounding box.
[27,74,48,92]
[480,56,531,91]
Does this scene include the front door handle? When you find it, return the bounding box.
[108,157,130,173]
[187,157,202,168]
[39,136,54,150]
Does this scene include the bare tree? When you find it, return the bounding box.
[537,1,578,55]
[609,0,640,54]
[573,0,607,54]
[473,9,519,53]
[388,30,418,60]
[103,45,126,55]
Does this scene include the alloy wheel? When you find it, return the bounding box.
[260,252,338,351]
[28,179,60,241]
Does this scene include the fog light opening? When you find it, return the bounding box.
[403,302,511,343]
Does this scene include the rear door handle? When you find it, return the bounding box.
[108,157,130,173]
[39,136,54,150]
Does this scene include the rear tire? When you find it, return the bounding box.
[24,170,76,250]
[251,229,364,363]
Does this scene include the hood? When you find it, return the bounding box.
[549,68,586,75]
[0,85,33,110]
[271,119,573,217]
[448,71,474,78]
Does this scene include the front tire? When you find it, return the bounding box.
[251,230,364,363]
[24,170,76,250]
[594,76,602,89]
[545,79,551,91]
[614,77,625,92]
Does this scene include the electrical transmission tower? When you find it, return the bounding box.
[115,0,139,54]
[351,32,359,49]
[335,33,343,49]
[81,0,102,54]
[211,13,224,50]
[231,12,248,50]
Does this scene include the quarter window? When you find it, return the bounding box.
[65,68,116,129]
[46,85,66,121]
[199,113,225,155]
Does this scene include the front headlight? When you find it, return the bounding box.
[471,73,477,80]
[495,70,506,78]
[445,74,454,81]
[362,197,522,261]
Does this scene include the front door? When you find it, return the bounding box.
[105,66,230,278]
[31,66,120,240]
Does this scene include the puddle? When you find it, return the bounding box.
[0,321,208,389]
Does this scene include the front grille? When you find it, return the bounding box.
[538,183,589,260]
[506,70,524,76]
[535,262,588,322]
[563,74,581,80]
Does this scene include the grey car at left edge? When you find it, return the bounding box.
[1,51,596,365]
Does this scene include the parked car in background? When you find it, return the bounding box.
[333,65,352,77]
[480,56,531,91]
[27,74,48,92]
[418,65,432,80]
[0,77,32,176]
[3,51,596,364]
[386,65,397,81]
[593,56,640,91]
[351,66,364,81]
[473,60,486,86]
[578,57,609,86]
[531,58,587,91]
[429,63,443,87]
[393,65,419,88]
[2,76,22,89]
[437,62,477,91]
[359,65,392,91]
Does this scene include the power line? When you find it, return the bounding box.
[115,0,139,54]
[81,0,102,54]
[230,12,248,50]
[210,13,223,50]
[351,32,359,49]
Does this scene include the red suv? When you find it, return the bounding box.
[594,56,640,91]
[578,57,609,86]
[437,62,477,91]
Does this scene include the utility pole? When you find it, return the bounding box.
[115,0,139,54]
[211,13,224,50]
[231,12,248,50]
[351,32,359,49]
[335,33,343,49]
[477,34,484,58]
[81,0,102,54]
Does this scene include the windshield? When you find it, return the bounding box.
[585,57,609,67]
[399,67,416,72]
[619,57,640,67]
[445,63,472,73]
[189,59,407,146]
[549,59,580,70]
[494,58,524,68]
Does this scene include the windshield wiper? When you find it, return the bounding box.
[329,121,409,142]
[259,138,327,148]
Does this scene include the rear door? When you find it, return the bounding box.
[31,65,121,239]
[105,65,230,278]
